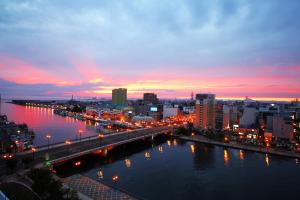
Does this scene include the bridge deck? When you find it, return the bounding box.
[16,126,173,166]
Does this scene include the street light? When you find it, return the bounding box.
[78,129,83,142]
[46,134,51,150]
[31,147,37,160]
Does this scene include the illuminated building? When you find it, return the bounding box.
[194,94,216,129]
[85,106,99,119]
[148,104,163,121]
[112,88,127,106]
[142,93,162,120]
[215,101,230,130]
[132,115,154,122]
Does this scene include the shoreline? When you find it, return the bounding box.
[179,135,300,159]
[62,174,138,200]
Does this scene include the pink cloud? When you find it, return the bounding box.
[0,55,59,84]
[1,55,299,100]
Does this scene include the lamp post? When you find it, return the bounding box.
[46,134,51,150]
[32,147,36,160]
[78,129,83,142]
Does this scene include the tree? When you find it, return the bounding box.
[22,156,33,169]
[29,168,79,200]
[176,126,188,135]
[295,127,300,143]
[5,157,18,173]
[187,122,194,133]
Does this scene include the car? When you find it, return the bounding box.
[2,153,13,160]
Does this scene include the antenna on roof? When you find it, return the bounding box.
[191,91,194,101]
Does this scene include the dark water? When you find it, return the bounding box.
[55,137,300,200]
[0,102,97,146]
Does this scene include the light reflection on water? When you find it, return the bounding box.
[239,150,245,160]
[71,139,300,200]
[265,154,270,167]
[1,102,97,145]
[223,149,229,166]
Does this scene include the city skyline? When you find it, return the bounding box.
[1,0,300,101]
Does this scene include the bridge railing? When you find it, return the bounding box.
[34,127,160,149]
[18,126,175,155]
[35,134,98,149]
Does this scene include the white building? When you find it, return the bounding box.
[132,115,154,122]
[183,106,194,114]
[163,105,178,118]
[239,107,258,128]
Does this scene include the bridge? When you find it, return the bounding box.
[1,126,175,173]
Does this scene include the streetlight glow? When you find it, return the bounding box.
[46,134,52,150]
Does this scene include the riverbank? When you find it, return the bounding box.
[180,135,300,159]
[0,115,34,153]
[63,174,137,200]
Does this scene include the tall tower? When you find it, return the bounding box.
[191,92,194,101]
[194,94,216,129]
[112,88,127,106]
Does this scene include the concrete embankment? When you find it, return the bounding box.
[62,174,138,200]
[179,135,300,159]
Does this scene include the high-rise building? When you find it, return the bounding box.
[194,94,216,129]
[112,88,127,106]
[239,107,258,128]
[143,93,159,105]
[215,101,230,130]
[272,115,294,139]
[229,105,239,126]
[148,104,163,121]
[133,99,146,115]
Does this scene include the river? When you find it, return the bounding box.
[0,101,97,146]
[54,136,300,200]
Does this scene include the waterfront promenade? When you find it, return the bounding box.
[180,135,300,159]
[63,174,137,200]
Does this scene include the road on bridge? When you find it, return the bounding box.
[0,126,173,177]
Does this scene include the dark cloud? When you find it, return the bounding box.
[1,0,299,69]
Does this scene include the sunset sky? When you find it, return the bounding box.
[0,0,300,100]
